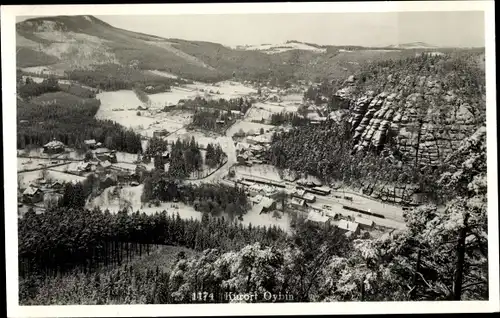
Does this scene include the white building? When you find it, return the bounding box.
[307,211,330,224]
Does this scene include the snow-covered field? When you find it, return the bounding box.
[21,65,60,75]
[17,148,85,161]
[226,120,275,137]
[18,158,58,171]
[148,88,200,109]
[86,184,203,220]
[115,151,139,163]
[189,81,257,100]
[244,102,298,122]
[236,42,326,54]
[280,93,304,102]
[164,129,220,148]
[239,205,291,233]
[96,90,192,137]
[86,184,290,231]
[21,75,44,83]
[147,70,180,79]
[234,164,283,183]
[18,169,85,188]
[95,90,147,130]
[147,81,256,108]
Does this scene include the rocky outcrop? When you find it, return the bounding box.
[335,74,482,167]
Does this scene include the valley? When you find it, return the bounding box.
[14,14,488,305]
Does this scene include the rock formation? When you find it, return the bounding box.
[336,67,484,168]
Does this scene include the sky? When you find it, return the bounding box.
[16,11,485,48]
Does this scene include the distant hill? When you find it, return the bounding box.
[387,42,437,49]
[16,15,479,85]
[234,40,327,54]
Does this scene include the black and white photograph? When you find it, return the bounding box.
[2,1,498,316]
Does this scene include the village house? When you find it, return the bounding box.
[306,211,330,224]
[23,186,44,204]
[257,196,277,214]
[77,161,92,172]
[246,134,273,145]
[250,194,263,205]
[337,220,361,238]
[43,140,65,154]
[236,142,252,154]
[249,144,264,153]
[293,189,316,203]
[293,188,306,198]
[355,216,375,230]
[230,110,243,117]
[50,181,64,190]
[290,197,306,209]
[297,177,322,188]
[84,139,97,149]
[96,160,112,173]
[96,152,117,163]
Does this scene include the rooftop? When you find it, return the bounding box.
[307,211,329,223]
[23,186,41,196]
[250,194,263,204]
[260,196,274,208]
[303,193,316,201]
[290,197,305,206]
[99,160,112,168]
[44,140,65,148]
[355,217,374,227]
[337,220,359,232]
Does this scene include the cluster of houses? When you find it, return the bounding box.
[306,208,375,238]
[236,142,267,166]
[20,140,144,214]
[43,139,105,154]
[235,132,274,166]
[20,180,64,205]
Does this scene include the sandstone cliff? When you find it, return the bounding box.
[335,53,486,168]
